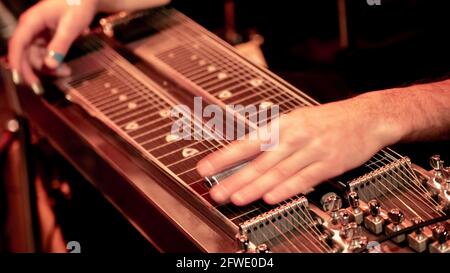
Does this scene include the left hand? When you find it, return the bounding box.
[196,94,404,206]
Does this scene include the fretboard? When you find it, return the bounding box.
[131,9,320,126]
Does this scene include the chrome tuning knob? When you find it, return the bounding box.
[443,167,450,190]
[429,224,450,253]
[235,234,250,252]
[432,224,448,245]
[407,217,428,253]
[321,193,342,226]
[364,199,384,235]
[430,155,444,173]
[339,210,351,226]
[347,191,363,225]
[348,191,360,210]
[256,244,271,253]
[411,217,424,238]
[386,208,406,243]
[388,208,405,226]
[368,199,381,219]
[345,223,368,253]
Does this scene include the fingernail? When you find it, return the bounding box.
[230,193,246,206]
[44,56,59,69]
[197,160,214,176]
[11,69,22,85]
[263,193,278,205]
[31,82,44,96]
[57,64,72,77]
[210,186,229,204]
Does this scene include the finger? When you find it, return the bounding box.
[21,53,39,85]
[197,139,263,177]
[28,44,46,71]
[263,162,333,205]
[28,44,72,77]
[21,56,43,95]
[230,147,320,206]
[209,144,293,203]
[8,12,45,78]
[44,13,85,69]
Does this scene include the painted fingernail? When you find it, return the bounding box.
[31,82,44,96]
[45,50,65,69]
[11,69,22,85]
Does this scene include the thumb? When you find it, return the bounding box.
[44,14,85,69]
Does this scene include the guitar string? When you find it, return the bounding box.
[80,37,308,252]
[376,151,443,210]
[162,10,334,252]
[149,9,328,251]
[370,153,440,214]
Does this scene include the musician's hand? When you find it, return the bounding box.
[8,0,99,89]
[197,94,406,206]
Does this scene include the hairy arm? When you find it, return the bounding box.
[197,78,450,205]
[384,79,450,142]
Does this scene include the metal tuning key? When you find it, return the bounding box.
[429,224,450,253]
[441,168,450,213]
[364,199,384,235]
[430,155,444,178]
[430,155,445,197]
[347,191,363,225]
[321,193,342,227]
[345,223,368,253]
[386,208,406,243]
[407,217,429,253]
[235,234,250,253]
[256,244,271,253]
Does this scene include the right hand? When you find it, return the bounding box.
[8,0,100,87]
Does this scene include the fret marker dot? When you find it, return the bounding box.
[199,60,206,66]
[111,88,118,94]
[165,134,181,143]
[218,90,232,99]
[259,101,274,109]
[119,95,128,101]
[128,102,138,109]
[159,109,171,118]
[207,65,217,72]
[168,53,175,58]
[193,44,200,49]
[250,78,264,87]
[217,72,228,80]
[125,121,139,131]
[104,82,111,88]
[182,148,199,158]
[81,80,89,86]
[190,55,198,60]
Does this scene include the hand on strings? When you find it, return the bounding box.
[197,95,404,206]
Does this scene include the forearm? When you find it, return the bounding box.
[356,79,450,145]
[97,0,171,13]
